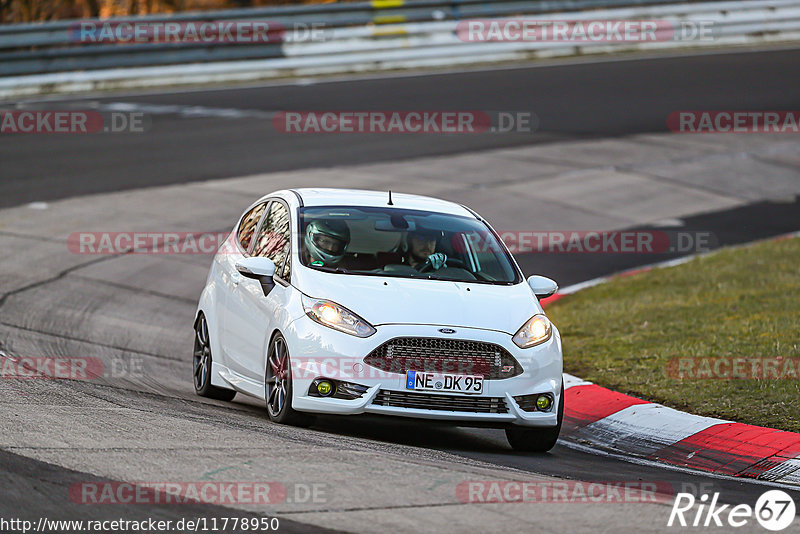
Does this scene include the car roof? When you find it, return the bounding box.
[290,188,477,218]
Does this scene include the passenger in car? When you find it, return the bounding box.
[403,228,447,270]
[377,228,447,272]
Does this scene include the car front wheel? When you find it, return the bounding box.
[265,333,312,426]
[505,382,564,453]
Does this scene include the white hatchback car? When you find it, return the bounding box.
[193,188,564,451]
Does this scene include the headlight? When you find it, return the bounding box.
[302,295,376,338]
[512,314,552,348]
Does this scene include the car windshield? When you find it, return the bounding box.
[298,206,520,284]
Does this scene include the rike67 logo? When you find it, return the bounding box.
[668,490,796,531]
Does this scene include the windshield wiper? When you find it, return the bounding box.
[310,264,351,274]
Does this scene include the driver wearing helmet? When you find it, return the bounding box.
[403,228,447,271]
[304,219,351,267]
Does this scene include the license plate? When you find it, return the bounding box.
[405,371,484,395]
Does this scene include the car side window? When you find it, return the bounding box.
[253,201,291,282]
[237,202,267,253]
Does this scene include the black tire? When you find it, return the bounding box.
[505,382,564,453]
[193,314,237,401]
[265,333,313,426]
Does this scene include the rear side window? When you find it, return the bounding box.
[237,202,267,252]
[254,201,291,281]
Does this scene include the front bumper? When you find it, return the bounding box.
[285,315,563,427]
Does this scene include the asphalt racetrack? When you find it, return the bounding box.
[2,47,800,207]
[1,46,800,532]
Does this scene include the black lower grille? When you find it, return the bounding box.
[513,393,553,412]
[372,390,508,414]
[364,337,522,380]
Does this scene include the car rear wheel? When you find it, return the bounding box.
[505,382,564,453]
[265,333,313,426]
[193,314,237,401]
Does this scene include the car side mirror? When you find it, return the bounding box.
[527,275,558,299]
[236,257,276,296]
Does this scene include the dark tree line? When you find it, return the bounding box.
[1,0,323,24]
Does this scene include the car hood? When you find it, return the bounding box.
[296,270,542,335]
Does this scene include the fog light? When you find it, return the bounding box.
[536,395,552,411]
[317,380,333,397]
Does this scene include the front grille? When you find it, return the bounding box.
[372,390,508,414]
[364,337,522,380]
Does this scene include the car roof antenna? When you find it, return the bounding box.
[387,190,394,206]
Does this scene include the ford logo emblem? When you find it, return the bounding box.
[438,328,456,334]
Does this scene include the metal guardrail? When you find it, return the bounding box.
[0,0,700,76]
[0,0,798,90]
